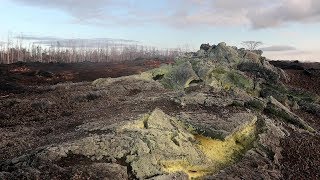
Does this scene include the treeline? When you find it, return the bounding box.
[0,43,184,64]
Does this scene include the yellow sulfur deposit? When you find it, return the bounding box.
[162,121,257,179]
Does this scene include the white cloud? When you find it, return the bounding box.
[249,0,320,28]
[12,34,139,48]
[260,45,297,51]
[10,0,320,28]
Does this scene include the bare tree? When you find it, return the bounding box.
[0,35,185,64]
[241,41,263,51]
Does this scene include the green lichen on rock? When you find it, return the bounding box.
[288,89,319,103]
[206,67,254,91]
[147,64,173,81]
[189,58,216,80]
[177,112,258,141]
[160,61,200,89]
[92,72,154,87]
[237,62,280,83]
[5,109,259,179]
[260,82,288,97]
[260,82,319,108]
[207,42,241,64]
[265,97,315,133]
[245,98,267,112]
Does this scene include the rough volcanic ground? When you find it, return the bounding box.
[271,60,320,179]
[0,58,173,160]
[270,60,320,95]
[0,58,173,96]
[0,52,319,180]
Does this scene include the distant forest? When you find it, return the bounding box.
[0,37,186,64]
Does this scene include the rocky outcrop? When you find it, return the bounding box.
[1,42,318,180]
[1,109,259,179]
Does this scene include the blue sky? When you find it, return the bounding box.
[0,0,320,61]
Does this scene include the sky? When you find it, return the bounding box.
[0,0,320,61]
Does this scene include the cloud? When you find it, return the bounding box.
[36,38,140,48]
[248,0,320,28]
[13,34,139,48]
[10,0,320,29]
[260,45,297,51]
[15,35,59,41]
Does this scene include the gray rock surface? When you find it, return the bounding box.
[1,109,259,179]
[266,96,315,132]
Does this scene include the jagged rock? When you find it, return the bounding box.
[160,61,199,89]
[206,117,286,180]
[245,98,267,111]
[1,42,315,179]
[260,84,289,105]
[208,42,240,64]
[177,112,257,140]
[196,49,207,57]
[200,43,211,51]
[1,109,259,179]
[189,58,215,80]
[237,62,281,83]
[207,67,254,91]
[265,96,315,133]
[277,68,290,83]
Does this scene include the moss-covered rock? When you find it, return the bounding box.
[260,84,289,105]
[2,109,259,179]
[148,64,173,81]
[237,62,280,83]
[265,97,315,133]
[208,42,241,64]
[206,67,254,91]
[189,58,216,80]
[160,61,199,89]
[245,98,267,112]
[178,112,257,140]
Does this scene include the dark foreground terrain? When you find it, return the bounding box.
[0,59,172,96]
[0,46,319,179]
[269,60,320,179]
